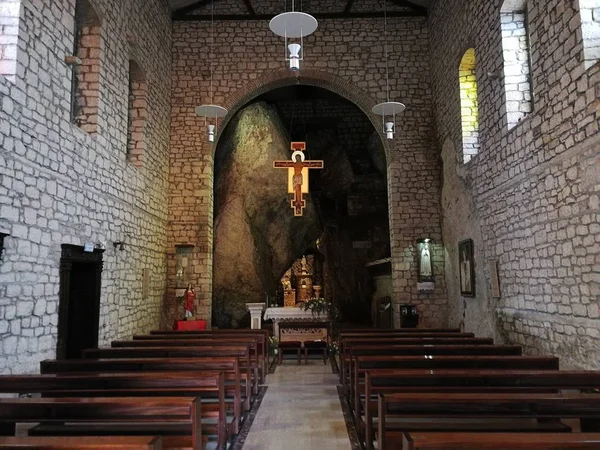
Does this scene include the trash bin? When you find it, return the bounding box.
[399,304,419,328]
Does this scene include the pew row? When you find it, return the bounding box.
[0,397,199,449]
[361,369,600,450]
[378,392,600,449]
[0,436,163,449]
[401,432,600,450]
[40,356,246,430]
[0,372,227,449]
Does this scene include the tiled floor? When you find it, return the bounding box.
[242,360,352,450]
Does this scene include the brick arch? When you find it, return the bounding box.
[214,68,390,161]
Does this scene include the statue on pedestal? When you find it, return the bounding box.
[183,283,195,320]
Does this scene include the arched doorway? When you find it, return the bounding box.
[211,84,391,328]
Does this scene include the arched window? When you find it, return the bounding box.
[0,0,21,82]
[501,0,533,129]
[578,0,600,68]
[71,0,102,133]
[127,59,147,167]
[459,49,480,164]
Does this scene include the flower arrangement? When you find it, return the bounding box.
[268,336,279,356]
[300,297,341,338]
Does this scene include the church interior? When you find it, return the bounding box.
[0,0,599,448]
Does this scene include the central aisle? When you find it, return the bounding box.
[241,362,352,450]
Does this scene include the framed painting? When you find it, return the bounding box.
[458,239,475,297]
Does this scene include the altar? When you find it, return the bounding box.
[264,307,329,341]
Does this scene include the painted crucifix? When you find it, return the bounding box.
[273,142,324,216]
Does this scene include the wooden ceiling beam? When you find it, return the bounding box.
[172,0,212,18]
[390,0,428,15]
[241,0,255,15]
[344,0,356,13]
[173,10,427,21]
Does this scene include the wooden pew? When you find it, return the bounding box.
[109,339,263,388]
[350,355,559,415]
[83,345,259,395]
[341,344,522,386]
[361,369,600,450]
[340,328,461,333]
[40,356,246,432]
[149,330,269,381]
[0,436,163,449]
[136,332,268,383]
[401,433,600,450]
[379,392,600,449]
[0,397,199,449]
[0,372,226,449]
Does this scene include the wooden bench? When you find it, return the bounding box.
[40,356,246,432]
[341,344,522,386]
[135,332,268,383]
[278,322,329,365]
[110,339,263,388]
[0,397,199,449]
[0,436,163,449]
[401,433,600,450]
[379,392,600,449]
[361,369,600,450]
[350,355,559,415]
[0,372,226,449]
[83,345,259,395]
[340,328,461,333]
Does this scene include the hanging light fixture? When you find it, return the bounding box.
[269,1,318,71]
[195,0,228,142]
[372,0,405,140]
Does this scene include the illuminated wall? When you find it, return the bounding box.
[459,48,479,163]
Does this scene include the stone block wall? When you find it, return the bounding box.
[578,0,600,68]
[0,0,20,82]
[0,0,172,374]
[430,0,600,368]
[169,17,448,328]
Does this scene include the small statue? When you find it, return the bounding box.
[282,279,292,291]
[183,283,195,320]
[301,255,308,275]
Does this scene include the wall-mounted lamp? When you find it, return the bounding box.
[113,241,126,251]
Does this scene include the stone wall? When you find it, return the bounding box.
[0,0,172,374]
[430,0,600,368]
[169,16,448,328]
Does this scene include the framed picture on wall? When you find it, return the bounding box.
[458,239,475,297]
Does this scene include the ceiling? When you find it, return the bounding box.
[170,0,430,20]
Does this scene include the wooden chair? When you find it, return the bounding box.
[278,341,302,365]
[303,340,327,364]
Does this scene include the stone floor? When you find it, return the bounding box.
[241,359,352,450]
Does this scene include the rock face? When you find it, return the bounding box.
[212,103,320,327]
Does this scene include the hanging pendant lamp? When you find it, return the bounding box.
[196,0,228,142]
[372,0,405,140]
[269,2,318,71]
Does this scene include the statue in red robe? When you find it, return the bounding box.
[183,284,195,320]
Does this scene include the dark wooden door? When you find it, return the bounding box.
[57,244,104,359]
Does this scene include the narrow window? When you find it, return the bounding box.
[578,0,600,68]
[0,0,21,82]
[127,60,147,167]
[501,0,533,129]
[71,0,101,133]
[459,49,480,164]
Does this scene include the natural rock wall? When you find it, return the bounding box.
[212,102,320,327]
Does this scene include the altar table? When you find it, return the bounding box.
[264,307,329,340]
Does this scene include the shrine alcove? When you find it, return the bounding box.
[211,85,391,328]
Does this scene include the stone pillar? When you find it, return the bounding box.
[246,303,266,330]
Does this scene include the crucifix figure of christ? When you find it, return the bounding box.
[273,142,324,216]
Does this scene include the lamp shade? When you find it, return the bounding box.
[288,43,301,71]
